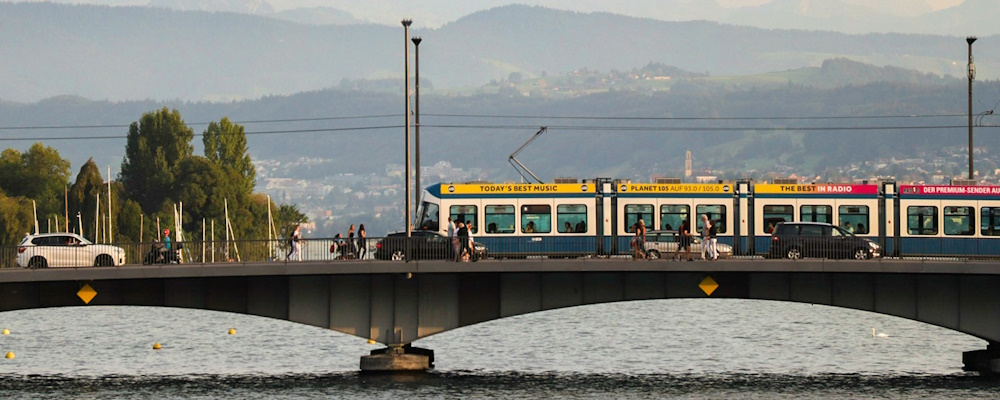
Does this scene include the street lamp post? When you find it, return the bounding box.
[403,19,412,261]
[412,37,422,215]
[968,36,977,180]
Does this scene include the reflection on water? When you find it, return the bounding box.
[0,299,997,398]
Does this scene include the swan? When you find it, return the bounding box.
[872,327,889,338]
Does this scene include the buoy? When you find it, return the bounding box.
[152,343,162,350]
[5,352,14,359]
[228,328,236,335]
[2,328,9,335]
[367,339,376,345]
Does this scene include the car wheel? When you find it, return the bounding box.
[786,247,802,260]
[646,250,660,259]
[391,250,406,261]
[95,254,115,267]
[28,256,48,269]
[853,248,869,260]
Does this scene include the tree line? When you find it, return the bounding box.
[0,107,306,247]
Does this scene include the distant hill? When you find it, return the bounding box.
[0,3,995,103]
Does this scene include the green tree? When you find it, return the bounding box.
[68,158,105,240]
[171,156,248,235]
[119,107,194,214]
[203,117,256,194]
[0,193,34,251]
[0,143,71,217]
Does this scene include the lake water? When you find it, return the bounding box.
[1,299,998,398]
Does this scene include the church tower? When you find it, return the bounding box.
[685,150,692,178]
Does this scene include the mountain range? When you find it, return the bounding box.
[0,2,995,103]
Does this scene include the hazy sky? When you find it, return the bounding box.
[6,0,968,28]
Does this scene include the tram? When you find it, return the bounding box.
[414,179,1000,258]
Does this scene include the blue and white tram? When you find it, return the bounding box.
[895,185,1000,256]
[414,179,1000,259]
[416,181,603,257]
[750,183,881,254]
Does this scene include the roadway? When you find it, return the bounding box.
[2,258,999,283]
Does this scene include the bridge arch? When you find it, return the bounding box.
[2,260,999,372]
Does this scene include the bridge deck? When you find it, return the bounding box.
[1,258,998,283]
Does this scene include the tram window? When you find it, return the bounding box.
[696,205,727,234]
[800,205,832,224]
[838,205,869,235]
[624,204,653,233]
[521,205,552,234]
[484,205,515,234]
[944,206,974,236]
[417,201,440,231]
[981,207,1000,236]
[763,205,794,234]
[450,205,478,234]
[660,205,689,231]
[557,204,587,233]
[907,206,938,235]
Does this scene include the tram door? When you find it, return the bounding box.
[595,179,614,256]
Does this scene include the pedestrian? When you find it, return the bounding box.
[708,219,719,260]
[288,225,301,261]
[347,224,356,259]
[453,221,465,261]
[634,219,646,260]
[700,215,711,260]
[673,220,693,261]
[457,221,470,262]
[357,224,367,260]
[447,217,455,238]
[452,220,462,261]
[331,233,343,260]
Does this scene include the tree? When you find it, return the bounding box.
[171,156,247,235]
[0,143,71,217]
[119,108,194,214]
[203,117,256,194]
[0,194,34,260]
[68,158,104,239]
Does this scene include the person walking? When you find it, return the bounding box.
[347,224,357,259]
[448,217,462,261]
[673,220,693,261]
[634,219,647,260]
[699,215,711,260]
[288,225,301,261]
[357,224,367,260]
[708,219,719,260]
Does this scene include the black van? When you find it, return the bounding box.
[768,222,880,260]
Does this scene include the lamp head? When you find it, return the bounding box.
[967,36,977,46]
[401,19,412,27]
[412,37,422,45]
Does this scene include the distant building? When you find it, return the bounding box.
[685,150,692,178]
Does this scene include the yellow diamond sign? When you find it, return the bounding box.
[77,283,97,304]
[699,276,719,297]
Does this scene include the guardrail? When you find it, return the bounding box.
[2,234,998,269]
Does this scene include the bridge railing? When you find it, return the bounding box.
[3,234,999,268]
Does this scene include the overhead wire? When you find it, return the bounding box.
[0,112,993,142]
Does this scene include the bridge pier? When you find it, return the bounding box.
[963,342,1000,375]
[360,344,434,372]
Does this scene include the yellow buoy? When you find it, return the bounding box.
[152,343,162,350]
[228,328,236,335]
[367,339,376,345]
[2,328,9,335]
[5,352,14,359]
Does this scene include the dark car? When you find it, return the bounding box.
[768,222,881,260]
[375,230,487,261]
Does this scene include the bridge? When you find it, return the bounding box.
[2,258,1000,374]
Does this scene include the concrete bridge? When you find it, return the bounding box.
[2,259,999,373]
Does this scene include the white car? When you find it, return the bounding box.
[642,230,733,260]
[16,233,125,268]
